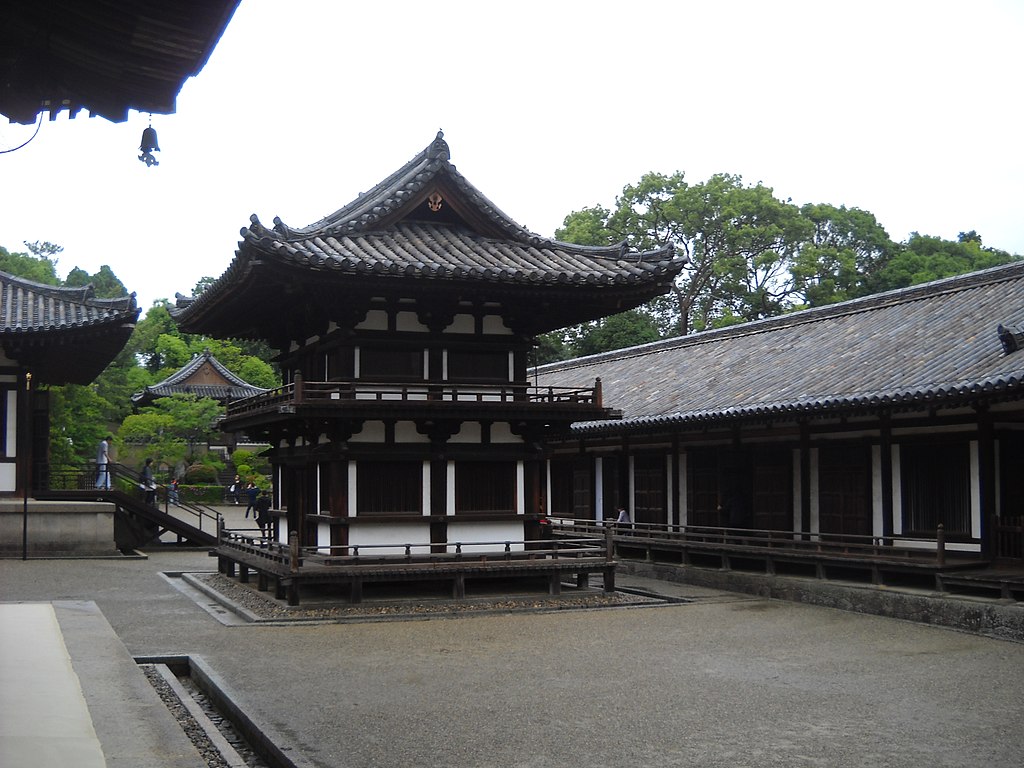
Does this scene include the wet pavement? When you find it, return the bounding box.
[2,549,1023,767]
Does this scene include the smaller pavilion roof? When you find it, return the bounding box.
[131,349,268,406]
[535,261,1024,435]
[0,270,139,384]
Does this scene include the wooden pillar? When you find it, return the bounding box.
[976,406,996,559]
[548,572,562,595]
[880,413,894,540]
[800,421,811,536]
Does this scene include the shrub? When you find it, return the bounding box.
[184,463,218,483]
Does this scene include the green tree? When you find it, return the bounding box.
[63,264,128,298]
[118,394,224,467]
[790,204,895,306]
[875,232,1016,291]
[557,172,811,336]
[0,244,60,284]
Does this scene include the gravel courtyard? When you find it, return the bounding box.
[2,550,1022,768]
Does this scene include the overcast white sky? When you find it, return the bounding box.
[1,0,1022,312]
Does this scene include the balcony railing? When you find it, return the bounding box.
[226,376,604,417]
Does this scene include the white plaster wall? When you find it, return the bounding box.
[516,461,525,515]
[356,309,389,331]
[446,520,525,553]
[449,422,482,443]
[489,423,522,444]
[446,314,475,334]
[396,311,427,332]
[395,421,430,443]
[349,522,432,555]
[481,315,512,335]
[5,391,16,458]
[595,457,604,522]
[315,521,331,552]
[0,463,15,493]
[350,421,386,443]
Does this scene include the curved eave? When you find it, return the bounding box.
[174,225,684,337]
[569,376,1024,436]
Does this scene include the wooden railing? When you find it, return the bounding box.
[219,529,609,571]
[226,377,603,417]
[549,518,976,565]
[41,464,222,539]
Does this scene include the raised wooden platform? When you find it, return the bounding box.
[214,533,617,606]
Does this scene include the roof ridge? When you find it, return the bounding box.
[537,260,1024,374]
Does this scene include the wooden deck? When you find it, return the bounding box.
[550,519,1003,595]
[214,531,617,606]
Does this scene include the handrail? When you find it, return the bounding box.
[548,518,965,564]
[226,380,601,416]
[219,530,609,571]
[40,463,222,536]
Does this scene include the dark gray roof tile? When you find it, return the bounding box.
[536,261,1024,434]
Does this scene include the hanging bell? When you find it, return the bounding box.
[138,126,160,167]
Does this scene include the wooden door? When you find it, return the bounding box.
[997,433,1024,561]
[750,448,792,532]
[818,444,872,537]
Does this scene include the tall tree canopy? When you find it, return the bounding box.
[545,172,1020,362]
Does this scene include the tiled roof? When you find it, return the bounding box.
[173,133,685,336]
[535,261,1024,435]
[131,349,268,405]
[240,220,676,287]
[0,272,136,332]
[0,270,139,384]
[1,1,240,124]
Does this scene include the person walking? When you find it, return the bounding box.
[255,490,272,539]
[243,481,259,518]
[94,435,113,490]
[230,473,242,504]
[141,458,157,506]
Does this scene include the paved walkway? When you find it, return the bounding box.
[2,550,1023,767]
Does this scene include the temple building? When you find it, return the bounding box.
[173,132,685,553]
[131,349,267,409]
[131,349,269,457]
[537,262,1024,564]
[0,272,139,495]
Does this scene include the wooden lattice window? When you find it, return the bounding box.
[455,461,516,515]
[357,461,422,515]
[901,442,971,536]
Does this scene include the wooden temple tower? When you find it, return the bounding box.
[174,132,684,553]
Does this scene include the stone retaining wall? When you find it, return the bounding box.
[0,500,119,557]
[623,560,1024,643]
